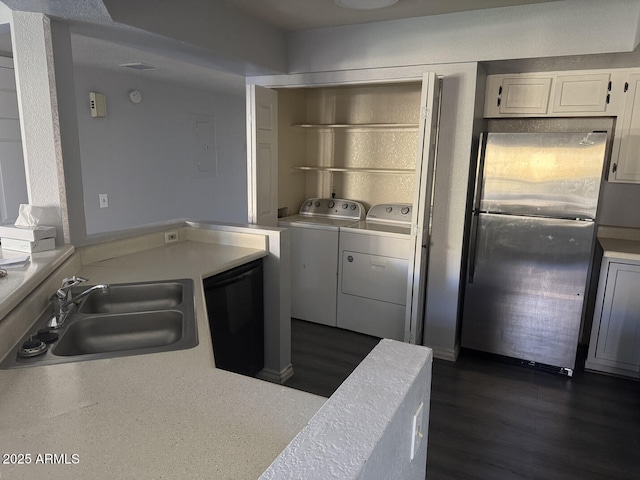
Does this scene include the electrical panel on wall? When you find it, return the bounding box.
[193,115,218,175]
[89,92,107,118]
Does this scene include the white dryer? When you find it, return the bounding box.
[337,203,414,340]
[279,198,364,327]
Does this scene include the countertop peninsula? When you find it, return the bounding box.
[0,238,326,479]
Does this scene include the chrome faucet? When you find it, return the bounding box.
[47,276,110,329]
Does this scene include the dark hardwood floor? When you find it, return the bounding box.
[284,318,381,397]
[284,319,640,480]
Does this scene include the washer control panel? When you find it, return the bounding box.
[366,203,413,224]
[299,198,364,220]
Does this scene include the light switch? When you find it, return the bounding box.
[90,92,107,118]
[410,401,424,461]
[99,193,108,208]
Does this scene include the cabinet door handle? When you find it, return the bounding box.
[625,82,629,93]
[612,163,618,173]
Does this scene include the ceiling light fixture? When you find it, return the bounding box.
[335,0,399,10]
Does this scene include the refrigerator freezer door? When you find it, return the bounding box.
[478,132,607,219]
[462,213,595,369]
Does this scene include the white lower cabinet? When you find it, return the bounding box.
[586,255,640,378]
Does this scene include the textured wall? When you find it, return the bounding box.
[10,11,68,241]
[260,340,433,480]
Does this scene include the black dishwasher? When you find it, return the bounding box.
[202,259,264,377]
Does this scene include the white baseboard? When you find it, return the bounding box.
[257,363,294,384]
[428,344,460,362]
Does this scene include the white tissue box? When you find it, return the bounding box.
[1,237,56,253]
[0,225,56,241]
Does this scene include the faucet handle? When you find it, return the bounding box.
[55,276,88,299]
[61,276,88,288]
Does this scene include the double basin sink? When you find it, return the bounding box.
[1,279,198,368]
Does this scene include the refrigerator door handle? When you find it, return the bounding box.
[472,133,488,213]
[468,212,479,284]
[467,133,488,285]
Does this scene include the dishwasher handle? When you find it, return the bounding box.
[203,260,262,289]
[205,269,257,289]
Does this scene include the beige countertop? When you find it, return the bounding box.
[0,239,325,479]
[0,245,74,321]
[599,237,640,261]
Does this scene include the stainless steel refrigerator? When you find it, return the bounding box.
[461,131,607,375]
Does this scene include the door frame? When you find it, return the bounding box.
[246,67,441,344]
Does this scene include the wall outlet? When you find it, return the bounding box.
[410,401,424,461]
[164,231,179,243]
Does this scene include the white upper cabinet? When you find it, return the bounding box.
[552,73,611,113]
[484,68,640,184]
[609,73,640,183]
[484,71,615,118]
[497,76,552,115]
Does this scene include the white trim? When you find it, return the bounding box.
[246,64,459,89]
[428,344,460,362]
[257,364,294,384]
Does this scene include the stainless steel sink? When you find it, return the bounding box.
[0,279,198,368]
[54,311,185,356]
[78,282,183,314]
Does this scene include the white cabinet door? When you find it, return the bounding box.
[405,72,440,344]
[594,261,640,366]
[288,226,339,327]
[552,73,610,113]
[484,71,617,118]
[498,76,552,115]
[609,73,640,183]
[247,85,278,226]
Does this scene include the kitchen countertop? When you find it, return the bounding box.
[0,245,74,321]
[0,240,326,479]
[598,237,640,261]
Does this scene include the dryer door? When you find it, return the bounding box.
[341,251,408,305]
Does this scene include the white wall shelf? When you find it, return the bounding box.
[292,123,419,131]
[291,166,415,174]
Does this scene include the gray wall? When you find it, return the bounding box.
[74,65,248,235]
[0,57,26,224]
[599,183,640,228]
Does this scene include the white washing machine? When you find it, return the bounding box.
[337,203,414,340]
[279,198,364,327]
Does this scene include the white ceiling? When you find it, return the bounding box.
[214,0,560,31]
[0,0,564,94]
